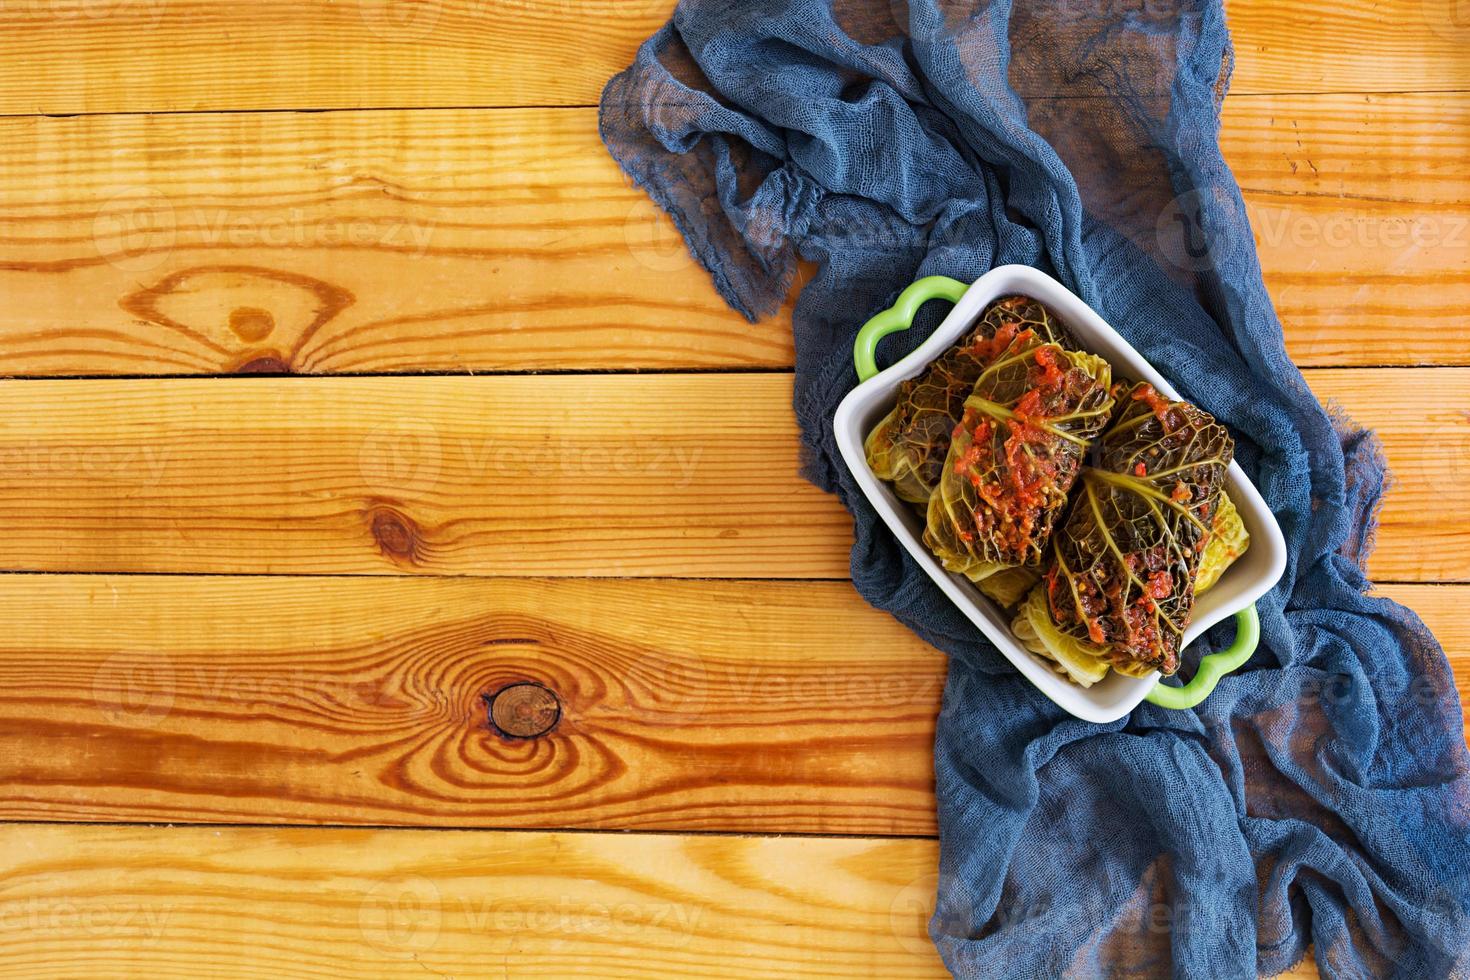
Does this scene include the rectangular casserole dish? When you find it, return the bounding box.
[832,265,1287,722]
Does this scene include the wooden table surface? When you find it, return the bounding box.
[0,1,1465,976]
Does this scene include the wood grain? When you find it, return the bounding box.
[1224,0,1470,95]
[1221,93,1470,365]
[0,374,851,578]
[0,371,1462,580]
[0,7,1459,980]
[0,108,797,375]
[1306,369,1470,583]
[0,575,1460,834]
[0,0,1463,116]
[0,576,939,833]
[0,0,660,115]
[0,96,1463,376]
[0,824,947,978]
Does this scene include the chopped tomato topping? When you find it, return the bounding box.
[1147,570,1173,599]
[949,340,1101,563]
[968,322,1022,363]
[1134,462,1148,477]
[1132,383,1173,423]
[1032,345,1065,389]
[954,418,993,474]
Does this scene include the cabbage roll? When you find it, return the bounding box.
[865,296,1076,504]
[922,329,1115,582]
[1196,492,1250,594]
[978,566,1042,609]
[1030,383,1233,678]
[1014,492,1247,687]
[1013,587,1112,687]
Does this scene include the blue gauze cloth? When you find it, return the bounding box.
[599,1,1470,976]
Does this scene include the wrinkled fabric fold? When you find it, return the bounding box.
[599,1,1470,976]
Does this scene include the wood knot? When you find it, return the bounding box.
[119,265,353,373]
[366,504,422,565]
[228,306,276,342]
[233,353,293,374]
[486,683,561,739]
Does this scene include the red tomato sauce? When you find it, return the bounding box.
[1132,383,1174,424]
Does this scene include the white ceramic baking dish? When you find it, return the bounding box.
[833,265,1287,722]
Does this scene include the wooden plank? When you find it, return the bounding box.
[0,374,851,578]
[0,576,939,833]
[0,108,796,375]
[1223,0,1470,95]
[0,575,1462,834]
[1390,585,1470,672]
[0,0,657,114]
[1220,93,1470,366]
[1305,370,1470,583]
[0,371,1462,580]
[0,567,1453,980]
[0,824,947,978]
[0,0,1463,116]
[0,822,1426,980]
[0,96,1463,376]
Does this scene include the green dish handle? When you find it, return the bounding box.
[1143,605,1259,710]
[853,273,1258,714]
[853,275,971,382]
